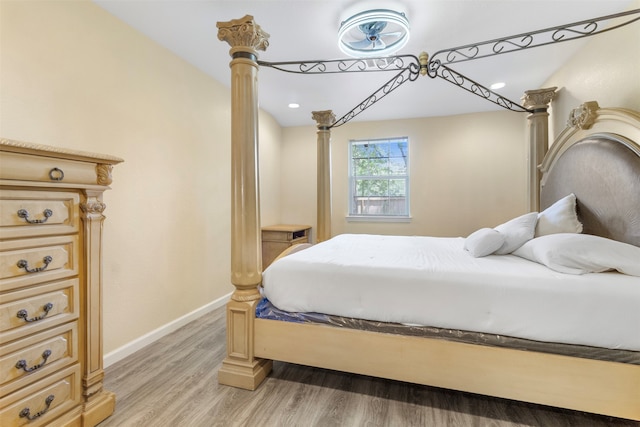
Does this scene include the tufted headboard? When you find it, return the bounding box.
[539,102,640,247]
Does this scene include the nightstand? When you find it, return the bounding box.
[261,224,311,269]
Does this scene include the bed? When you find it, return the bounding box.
[215,16,640,422]
[260,231,640,353]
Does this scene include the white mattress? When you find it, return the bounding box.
[262,234,640,351]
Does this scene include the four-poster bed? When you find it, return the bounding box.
[215,12,640,421]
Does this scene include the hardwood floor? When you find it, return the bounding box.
[101,306,637,427]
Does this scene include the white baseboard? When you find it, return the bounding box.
[103,292,231,368]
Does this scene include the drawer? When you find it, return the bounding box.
[0,363,81,427]
[0,151,100,186]
[0,189,79,239]
[262,226,310,243]
[261,230,290,242]
[0,235,79,293]
[1,322,78,397]
[0,279,79,345]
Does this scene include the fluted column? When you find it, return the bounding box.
[216,15,272,390]
[522,87,557,212]
[312,110,335,243]
[79,189,115,425]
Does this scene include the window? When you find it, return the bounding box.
[348,137,409,219]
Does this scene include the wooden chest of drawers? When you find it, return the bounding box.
[0,138,122,426]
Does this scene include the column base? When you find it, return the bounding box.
[218,357,273,390]
[81,390,116,426]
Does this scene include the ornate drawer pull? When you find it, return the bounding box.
[17,303,54,323]
[15,349,52,372]
[17,256,53,273]
[19,394,55,421]
[49,167,64,181]
[17,208,53,224]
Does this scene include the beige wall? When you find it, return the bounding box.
[544,0,640,138]
[0,0,281,355]
[281,111,528,239]
[259,113,284,227]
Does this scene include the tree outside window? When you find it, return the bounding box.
[349,137,409,217]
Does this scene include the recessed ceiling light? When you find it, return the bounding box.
[490,82,506,90]
[288,103,300,109]
[338,9,410,58]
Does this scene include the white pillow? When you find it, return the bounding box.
[493,212,538,255]
[464,228,505,257]
[513,233,640,276]
[535,193,583,237]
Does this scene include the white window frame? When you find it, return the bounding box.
[347,137,410,222]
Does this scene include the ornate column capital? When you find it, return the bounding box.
[522,87,557,111]
[80,200,107,216]
[216,15,270,53]
[312,110,336,129]
[567,101,600,129]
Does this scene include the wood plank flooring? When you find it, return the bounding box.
[100,306,637,427]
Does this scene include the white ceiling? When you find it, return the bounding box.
[93,0,635,127]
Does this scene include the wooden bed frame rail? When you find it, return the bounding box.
[255,320,640,420]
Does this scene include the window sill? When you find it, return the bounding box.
[346,215,412,223]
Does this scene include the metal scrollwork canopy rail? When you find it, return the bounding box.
[258,54,419,75]
[428,9,640,66]
[256,9,639,127]
[259,55,422,128]
[331,65,421,128]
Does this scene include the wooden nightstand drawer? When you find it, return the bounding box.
[0,323,78,397]
[0,363,81,427]
[0,190,79,239]
[0,279,79,345]
[0,235,79,293]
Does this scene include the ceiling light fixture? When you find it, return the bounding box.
[338,9,410,58]
[288,103,300,109]
[490,82,506,90]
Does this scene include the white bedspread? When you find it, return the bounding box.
[262,234,640,351]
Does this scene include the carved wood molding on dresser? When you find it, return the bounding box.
[0,138,123,426]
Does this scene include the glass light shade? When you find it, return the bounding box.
[338,9,410,58]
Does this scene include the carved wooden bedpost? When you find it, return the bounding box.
[522,87,557,212]
[216,15,273,390]
[312,110,336,243]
